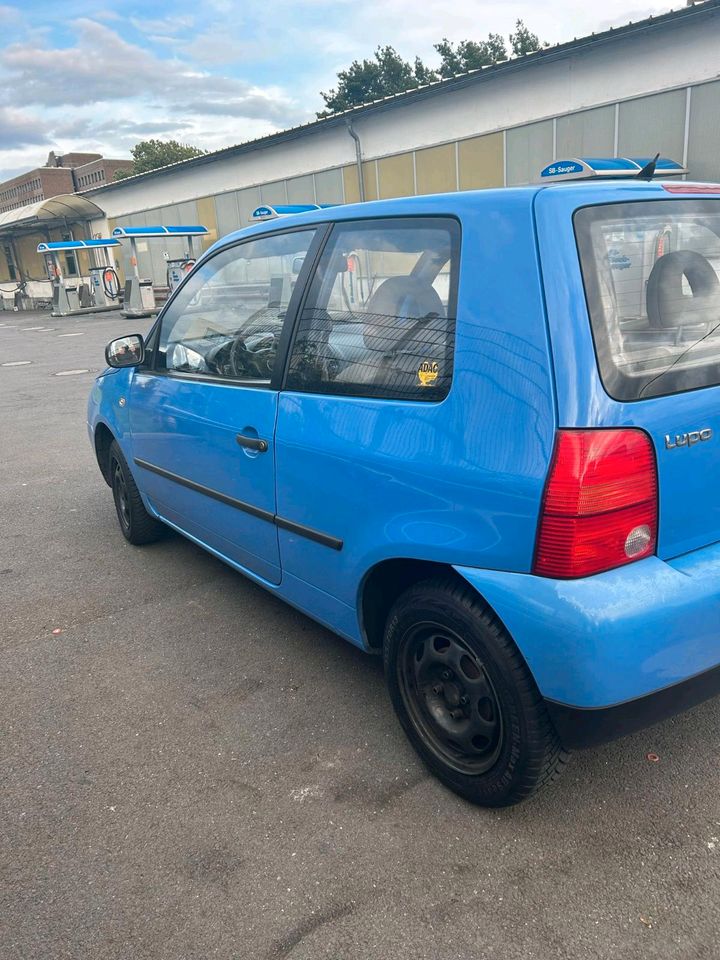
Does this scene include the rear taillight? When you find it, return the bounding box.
[533,429,657,579]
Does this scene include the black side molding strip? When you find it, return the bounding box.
[275,515,343,551]
[134,457,343,551]
[134,458,274,522]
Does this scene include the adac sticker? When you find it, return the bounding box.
[417,360,439,387]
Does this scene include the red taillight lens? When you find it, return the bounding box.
[533,429,657,579]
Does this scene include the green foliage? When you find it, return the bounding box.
[509,20,544,57]
[112,140,207,180]
[434,34,507,78]
[319,46,435,116]
[318,21,546,116]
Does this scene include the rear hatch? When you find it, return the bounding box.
[573,194,720,559]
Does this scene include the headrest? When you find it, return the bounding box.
[646,251,720,328]
[362,276,445,353]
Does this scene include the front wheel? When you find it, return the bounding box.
[109,440,164,545]
[384,578,569,807]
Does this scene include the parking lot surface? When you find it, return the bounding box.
[1,309,719,960]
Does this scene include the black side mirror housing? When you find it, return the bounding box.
[105,334,145,369]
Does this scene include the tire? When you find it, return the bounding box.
[109,440,163,545]
[383,577,569,807]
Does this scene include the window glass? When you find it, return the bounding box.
[157,229,316,382]
[286,218,460,400]
[575,201,720,400]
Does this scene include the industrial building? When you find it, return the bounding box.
[0,152,128,214]
[2,0,720,307]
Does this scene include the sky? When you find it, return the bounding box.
[0,0,671,181]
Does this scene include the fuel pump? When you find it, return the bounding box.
[111,225,209,317]
[37,239,123,316]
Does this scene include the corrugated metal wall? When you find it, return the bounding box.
[100,76,720,285]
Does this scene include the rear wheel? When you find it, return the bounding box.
[109,440,163,545]
[384,578,569,807]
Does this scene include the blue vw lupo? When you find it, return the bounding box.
[89,159,720,806]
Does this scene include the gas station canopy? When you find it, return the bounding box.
[111,225,209,238]
[37,239,121,253]
[0,194,105,235]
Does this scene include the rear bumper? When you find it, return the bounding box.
[454,540,720,747]
[544,661,720,749]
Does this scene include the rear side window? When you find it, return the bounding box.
[286,217,460,401]
[575,200,720,400]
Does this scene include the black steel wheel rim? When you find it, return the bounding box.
[397,620,504,776]
[112,459,131,533]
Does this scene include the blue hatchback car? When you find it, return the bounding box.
[89,160,720,806]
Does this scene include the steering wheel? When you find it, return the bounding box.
[227,329,278,379]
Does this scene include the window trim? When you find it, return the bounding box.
[145,222,331,389]
[278,214,462,401]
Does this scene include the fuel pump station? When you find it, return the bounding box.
[111,225,209,318]
[36,239,123,317]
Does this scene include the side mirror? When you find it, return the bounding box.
[105,334,145,368]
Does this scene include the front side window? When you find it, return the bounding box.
[157,228,317,382]
[286,217,460,401]
[575,200,720,400]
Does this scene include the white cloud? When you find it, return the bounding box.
[0,0,677,180]
[0,106,49,148]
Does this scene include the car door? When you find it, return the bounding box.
[129,226,322,585]
[274,216,463,634]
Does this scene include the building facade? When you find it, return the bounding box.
[2,0,720,300]
[0,152,129,215]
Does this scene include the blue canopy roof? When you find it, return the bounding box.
[37,238,121,253]
[111,225,209,239]
[539,157,687,182]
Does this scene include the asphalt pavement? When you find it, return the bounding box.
[1,309,719,960]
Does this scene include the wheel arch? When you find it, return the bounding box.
[359,558,477,651]
[94,421,116,486]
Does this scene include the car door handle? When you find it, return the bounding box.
[236,433,268,453]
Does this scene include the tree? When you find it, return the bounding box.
[319,46,436,115]
[317,23,546,116]
[434,34,507,77]
[509,20,543,57]
[112,139,206,180]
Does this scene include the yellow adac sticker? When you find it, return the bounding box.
[417,360,439,387]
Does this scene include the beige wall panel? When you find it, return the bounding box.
[377,152,414,199]
[343,165,360,204]
[415,143,456,195]
[362,161,378,201]
[458,134,504,190]
[15,234,46,280]
[196,195,218,251]
[0,244,12,282]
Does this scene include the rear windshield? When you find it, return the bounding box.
[575,200,720,400]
